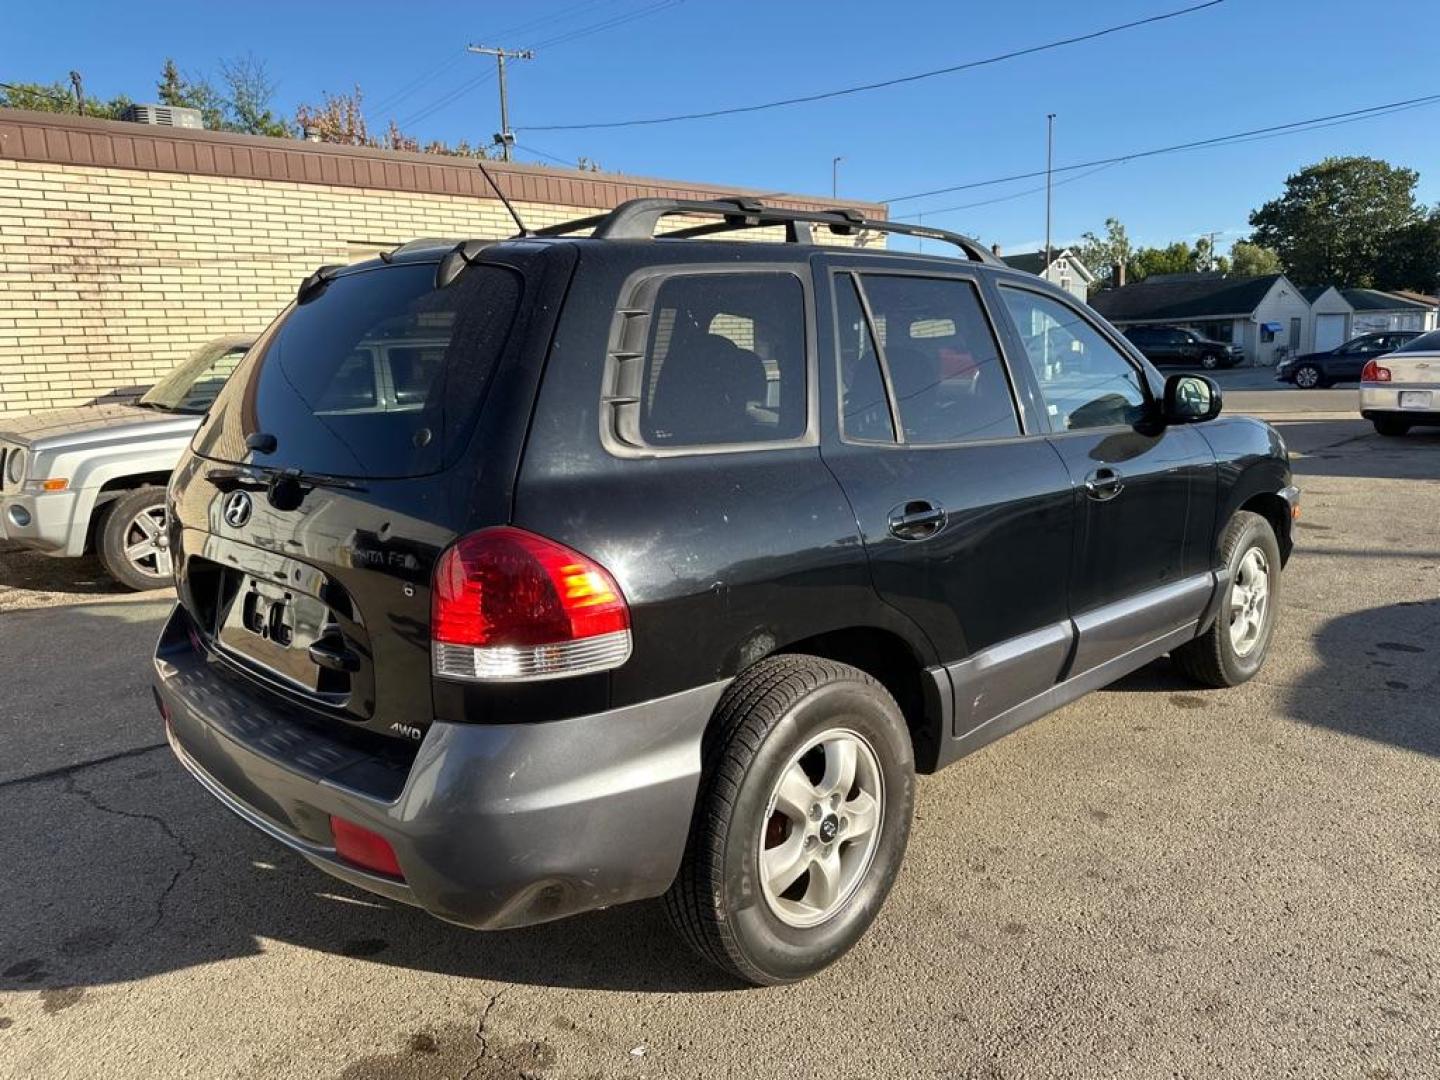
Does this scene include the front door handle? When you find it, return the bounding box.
[1083,467,1125,502]
[888,499,947,541]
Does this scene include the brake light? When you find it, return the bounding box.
[1362,360,1392,383]
[330,816,404,878]
[431,526,631,681]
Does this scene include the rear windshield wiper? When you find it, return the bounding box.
[205,464,368,494]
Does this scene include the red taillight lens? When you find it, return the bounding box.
[1361,360,1392,383]
[331,816,404,879]
[431,527,631,681]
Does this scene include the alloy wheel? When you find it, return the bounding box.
[1294,366,1321,389]
[1229,546,1270,657]
[122,505,172,580]
[759,729,884,929]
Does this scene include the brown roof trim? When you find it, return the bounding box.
[0,108,885,216]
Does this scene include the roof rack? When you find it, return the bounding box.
[532,197,1002,266]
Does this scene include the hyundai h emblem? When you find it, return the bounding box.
[223,489,253,527]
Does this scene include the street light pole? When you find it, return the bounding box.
[1044,113,1056,268]
[832,156,843,199]
[467,44,535,162]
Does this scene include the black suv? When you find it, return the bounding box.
[153,198,1297,985]
[1124,325,1243,369]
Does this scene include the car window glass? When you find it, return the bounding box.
[856,275,1019,445]
[174,348,246,411]
[1000,287,1148,431]
[834,275,894,442]
[639,272,806,448]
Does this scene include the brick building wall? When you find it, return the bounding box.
[0,110,884,418]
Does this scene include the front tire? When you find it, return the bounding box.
[1293,364,1324,389]
[1373,416,1411,437]
[1171,510,1281,688]
[96,486,173,591]
[1200,353,1220,370]
[664,656,915,985]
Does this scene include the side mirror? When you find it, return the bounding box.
[1162,373,1222,424]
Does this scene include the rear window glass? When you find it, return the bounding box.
[1396,330,1440,353]
[637,272,807,448]
[193,263,520,478]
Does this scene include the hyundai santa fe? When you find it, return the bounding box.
[152,197,1298,985]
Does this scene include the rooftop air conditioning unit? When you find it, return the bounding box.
[120,104,204,130]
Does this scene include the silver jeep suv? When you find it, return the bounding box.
[0,336,252,589]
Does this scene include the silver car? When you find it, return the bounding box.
[0,336,252,588]
[1360,328,1440,437]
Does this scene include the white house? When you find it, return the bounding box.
[1303,286,1353,352]
[1089,272,1311,366]
[997,248,1095,303]
[1342,289,1439,335]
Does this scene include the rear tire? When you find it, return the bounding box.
[664,656,914,985]
[1373,416,1411,437]
[96,486,173,591]
[1171,510,1281,688]
[1200,353,1220,371]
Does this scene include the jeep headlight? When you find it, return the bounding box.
[5,447,25,485]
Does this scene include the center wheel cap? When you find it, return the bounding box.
[818,814,839,844]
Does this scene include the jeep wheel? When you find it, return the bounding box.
[1373,416,1411,437]
[1293,364,1323,389]
[1171,510,1281,688]
[97,486,173,591]
[1200,353,1220,371]
[664,655,914,985]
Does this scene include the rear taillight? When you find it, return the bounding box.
[330,816,404,878]
[1361,359,1392,383]
[431,526,631,682]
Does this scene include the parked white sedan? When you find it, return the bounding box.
[1360,329,1440,436]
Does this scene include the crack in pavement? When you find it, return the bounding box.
[465,988,513,1080]
[61,771,198,932]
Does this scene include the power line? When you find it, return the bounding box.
[895,163,1122,220]
[519,0,1226,131]
[883,92,1440,204]
[369,50,472,115]
[529,0,683,49]
[398,69,496,129]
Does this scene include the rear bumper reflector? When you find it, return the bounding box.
[433,629,632,683]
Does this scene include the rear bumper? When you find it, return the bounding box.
[1360,383,1440,421]
[154,605,726,930]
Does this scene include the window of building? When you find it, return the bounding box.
[848,275,1020,445]
[637,272,807,448]
[1000,287,1148,431]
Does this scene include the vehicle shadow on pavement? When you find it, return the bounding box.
[0,747,738,997]
[1284,599,1440,760]
[0,545,129,599]
[1277,422,1440,481]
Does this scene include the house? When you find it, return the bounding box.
[1341,289,1439,335]
[1088,272,1311,366]
[997,247,1094,303]
[1302,286,1353,353]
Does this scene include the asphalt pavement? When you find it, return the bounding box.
[1,390,1437,1080]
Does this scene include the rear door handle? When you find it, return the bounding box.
[887,499,947,541]
[1083,467,1125,501]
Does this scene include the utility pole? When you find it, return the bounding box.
[1044,113,1056,268]
[467,44,535,161]
[832,156,843,199]
[69,71,85,116]
[1203,230,1221,271]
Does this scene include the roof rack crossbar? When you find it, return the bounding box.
[536,197,1001,265]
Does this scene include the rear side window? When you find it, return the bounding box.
[849,275,1020,445]
[634,272,807,448]
[194,263,520,478]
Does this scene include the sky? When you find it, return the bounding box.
[7,0,1440,257]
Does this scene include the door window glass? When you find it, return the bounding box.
[1000,287,1149,431]
[856,275,1019,445]
[834,275,894,442]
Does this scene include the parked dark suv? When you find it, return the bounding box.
[153,197,1297,985]
[1124,325,1243,369]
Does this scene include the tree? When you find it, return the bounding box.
[293,86,496,157]
[1130,241,1199,281]
[1373,209,1440,294]
[1075,217,1132,290]
[1249,156,1425,287]
[219,54,291,138]
[0,79,130,119]
[1229,241,1281,277]
[157,58,226,130]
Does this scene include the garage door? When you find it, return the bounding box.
[1315,314,1347,352]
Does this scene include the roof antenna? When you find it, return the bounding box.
[476,158,529,237]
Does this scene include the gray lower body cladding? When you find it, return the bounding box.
[154,605,726,930]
